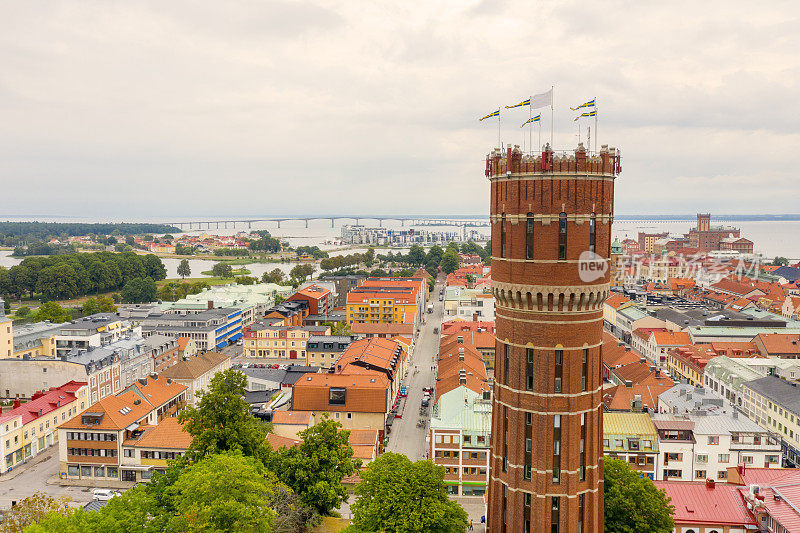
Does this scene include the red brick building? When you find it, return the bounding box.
[485,144,619,532]
[286,284,331,316]
[688,213,743,252]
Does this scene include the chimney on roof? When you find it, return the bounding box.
[631,395,643,412]
[12,398,21,409]
[706,478,715,489]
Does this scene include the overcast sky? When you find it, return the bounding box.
[1,1,798,219]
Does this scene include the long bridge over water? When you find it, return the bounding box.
[165,216,490,231]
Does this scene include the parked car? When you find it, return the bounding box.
[421,398,429,407]
[92,489,119,501]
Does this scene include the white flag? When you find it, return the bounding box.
[530,89,553,109]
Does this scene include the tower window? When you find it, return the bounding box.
[580,412,587,481]
[582,348,588,392]
[558,212,567,260]
[553,414,561,484]
[589,213,596,253]
[526,213,535,259]
[554,350,563,393]
[551,497,560,533]
[501,213,507,258]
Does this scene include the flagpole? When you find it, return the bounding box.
[594,96,598,153]
[498,105,501,150]
[538,119,541,152]
[550,85,554,149]
[528,95,532,156]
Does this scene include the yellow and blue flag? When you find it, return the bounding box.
[479,109,500,121]
[570,99,596,111]
[520,115,541,127]
[573,110,597,121]
[505,98,531,109]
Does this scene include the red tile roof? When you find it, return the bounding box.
[602,383,672,411]
[271,411,312,425]
[653,481,757,527]
[7,381,85,425]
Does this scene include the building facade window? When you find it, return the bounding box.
[526,213,535,259]
[558,212,567,260]
[589,213,596,253]
[582,348,588,391]
[553,414,561,484]
[551,496,560,533]
[554,350,563,393]
[501,213,507,258]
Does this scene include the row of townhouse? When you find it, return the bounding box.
[58,375,190,484]
[242,323,330,360]
[1,381,88,474]
[603,410,781,482]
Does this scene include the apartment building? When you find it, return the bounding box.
[603,412,659,479]
[53,314,138,359]
[335,338,408,401]
[58,375,188,484]
[160,351,231,405]
[305,335,354,369]
[653,412,781,482]
[242,323,329,361]
[668,345,716,386]
[140,308,243,350]
[291,373,391,441]
[0,381,88,474]
[430,335,491,496]
[742,376,800,466]
[162,282,289,326]
[9,321,64,359]
[287,284,332,316]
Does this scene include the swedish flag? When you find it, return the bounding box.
[505,98,531,109]
[573,110,597,121]
[520,115,541,128]
[570,99,596,111]
[479,109,500,121]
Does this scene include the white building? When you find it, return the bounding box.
[54,314,138,359]
[653,412,782,482]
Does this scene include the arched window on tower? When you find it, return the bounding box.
[501,213,507,258]
[558,212,567,260]
[526,213,534,259]
[589,212,596,253]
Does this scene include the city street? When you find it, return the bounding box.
[0,446,92,508]
[385,282,444,460]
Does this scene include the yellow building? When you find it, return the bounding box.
[603,412,659,479]
[667,345,713,387]
[1,381,88,473]
[10,321,65,359]
[1,413,24,472]
[0,298,12,358]
[346,293,418,326]
[243,324,330,361]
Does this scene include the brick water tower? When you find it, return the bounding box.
[485,143,621,533]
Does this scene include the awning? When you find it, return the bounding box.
[228,332,243,342]
[216,340,227,349]
[121,465,153,471]
[125,423,139,431]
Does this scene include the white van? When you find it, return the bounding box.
[92,489,118,501]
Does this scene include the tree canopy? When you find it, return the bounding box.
[348,453,468,533]
[178,369,271,463]
[269,415,360,515]
[604,457,675,533]
[120,277,158,304]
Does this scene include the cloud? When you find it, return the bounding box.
[0,0,797,217]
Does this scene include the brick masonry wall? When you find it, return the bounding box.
[486,145,618,533]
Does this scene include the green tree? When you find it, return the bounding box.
[82,298,100,316]
[328,321,351,336]
[0,491,71,532]
[96,296,117,313]
[772,256,789,266]
[177,259,191,279]
[36,264,79,300]
[605,457,675,533]
[363,247,375,267]
[31,301,72,323]
[163,452,279,532]
[269,415,360,516]
[274,294,286,305]
[178,369,271,463]
[261,268,285,284]
[289,264,315,282]
[408,245,426,265]
[349,453,468,533]
[15,305,30,318]
[425,245,444,266]
[141,254,167,280]
[235,276,258,285]
[439,250,460,274]
[125,235,135,246]
[121,277,158,304]
[211,262,234,278]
